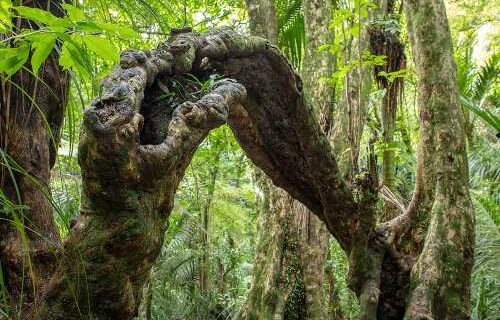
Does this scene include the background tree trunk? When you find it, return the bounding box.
[403,0,475,318]
[0,0,68,317]
[239,1,338,319]
[368,0,406,221]
[239,2,304,318]
[300,1,339,318]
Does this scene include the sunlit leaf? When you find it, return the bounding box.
[31,34,56,73]
[81,34,119,62]
[97,22,140,39]
[13,6,69,27]
[0,0,13,32]
[0,42,29,76]
[59,34,91,78]
[62,3,85,21]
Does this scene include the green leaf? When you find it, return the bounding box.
[350,23,360,36]
[13,6,68,27]
[81,34,119,62]
[58,34,91,77]
[461,96,500,133]
[0,42,30,76]
[74,21,103,33]
[31,34,56,74]
[0,0,13,32]
[62,3,85,21]
[97,22,140,39]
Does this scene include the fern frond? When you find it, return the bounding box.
[275,0,305,68]
[470,53,499,103]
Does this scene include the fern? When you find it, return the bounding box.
[459,50,500,134]
[471,197,500,320]
[470,53,499,104]
[275,0,304,68]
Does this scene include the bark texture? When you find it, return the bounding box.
[299,1,338,318]
[240,1,339,318]
[10,4,472,317]
[0,0,68,317]
[31,27,364,319]
[238,178,306,319]
[403,0,475,318]
[35,30,247,319]
[245,0,278,45]
[238,2,306,318]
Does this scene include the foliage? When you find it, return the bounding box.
[144,127,257,319]
[471,196,500,320]
[275,0,304,67]
[0,0,498,319]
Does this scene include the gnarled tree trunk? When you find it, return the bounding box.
[31,27,362,319]
[6,3,472,317]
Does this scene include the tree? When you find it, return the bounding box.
[0,0,68,317]
[239,1,337,319]
[1,0,475,319]
[368,0,406,220]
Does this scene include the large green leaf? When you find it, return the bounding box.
[81,34,119,62]
[58,34,92,78]
[31,34,56,74]
[13,6,69,27]
[0,42,29,76]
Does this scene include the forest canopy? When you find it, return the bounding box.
[0,0,498,319]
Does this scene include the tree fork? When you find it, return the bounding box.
[29,22,473,319]
[31,27,377,319]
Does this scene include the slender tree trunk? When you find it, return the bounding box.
[238,176,306,320]
[240,1,338,319]
[403,0,475,318]
[239,2,304,318]
[369,0,406,221]
[0,0,68,317]
[300,1,339,318]
[200,166,218,293]
[331,3,373,182]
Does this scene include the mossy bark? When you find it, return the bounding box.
[238,2,306,318]
[33,26,363,319]
[12,5,473,318]
[240,1,339,318]
[300,1,339,318]
[0,0,68,317]
[403,0,475,318]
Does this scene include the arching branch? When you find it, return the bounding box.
[35,28,365,319]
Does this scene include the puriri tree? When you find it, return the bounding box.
[0,0,476,319]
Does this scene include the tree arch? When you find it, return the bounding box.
[33,17,474,319]
[34,28,366,319]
